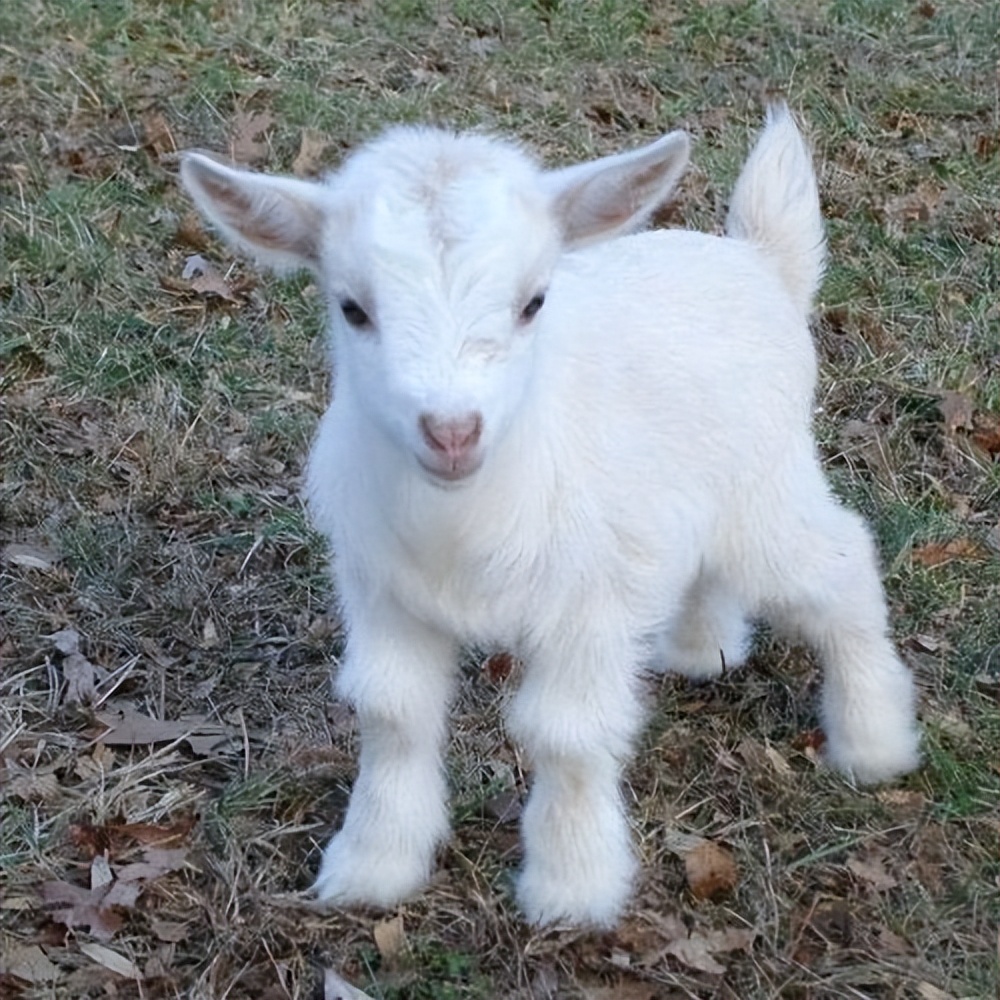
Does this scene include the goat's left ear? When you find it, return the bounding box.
[543,131,690,249]
[179,153,329,273]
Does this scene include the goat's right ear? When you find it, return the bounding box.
[179,153,329,273]
[543,131,690,249]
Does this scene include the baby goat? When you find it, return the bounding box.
[181,105,921,927]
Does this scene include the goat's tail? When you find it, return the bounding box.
[726,103,826,316]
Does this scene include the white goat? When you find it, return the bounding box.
[181,105,921,927]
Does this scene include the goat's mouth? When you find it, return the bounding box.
[417,454,483,486]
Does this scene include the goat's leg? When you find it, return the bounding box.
[312,600,457,907]
[759,492,920,785]
[507,621,644,926]
[650,572,751,680]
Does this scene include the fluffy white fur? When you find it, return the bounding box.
[180,104,921,928]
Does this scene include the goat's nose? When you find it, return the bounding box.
[419,412,483,460]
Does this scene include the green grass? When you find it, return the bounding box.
[2,0,998,997]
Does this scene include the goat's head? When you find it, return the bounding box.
[180,127,689,485]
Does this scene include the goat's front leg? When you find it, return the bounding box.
[312,599,457,908]
[507,623,644,927]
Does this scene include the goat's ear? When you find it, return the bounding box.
[543,131,690,249]
[179,152,328,273]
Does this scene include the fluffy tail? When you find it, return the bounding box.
[726,103,826,316]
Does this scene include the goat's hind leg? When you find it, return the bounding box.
[650,573,751,681]
[312,601,457,907]
[759,491,920,785]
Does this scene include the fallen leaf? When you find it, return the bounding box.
[660,827,707,857]
[114,847,188,882]
[661,926,755,975]
[910,537,988,567]
[149,918,189,943]
[582,982,657,1000]
[916,984,956,1000]
[95,703,231,756]
[174,211,211,251]
[684,840,738,900]
[883,181,943,236]
[91,854,114,891]
[483,788,522,823]
[373,915,408,965]
[2,543,59,570]
[140,111,175,157]
[971,412,1000,455]
[847,852,898,892]
[324,968,375,1000]
[0,940,60,984]
[181,255,239,303]
[292,129,330,177]
[41,881,125,941]
[873,924,913,955]
[230,110,275,165]
[936,390,975,435]
[108,817,195,849]
[5,768,60,804]
[79,942,142,981]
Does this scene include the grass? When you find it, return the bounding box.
[1,0,998,997]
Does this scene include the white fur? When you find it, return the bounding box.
[180,104,921,928]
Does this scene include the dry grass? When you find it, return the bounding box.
[2,1,998,998]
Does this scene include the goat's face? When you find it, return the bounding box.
[179,127,689,485]
[324,143,560,484]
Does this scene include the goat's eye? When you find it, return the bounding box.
[520,292,546,324]
[340,298,372,329]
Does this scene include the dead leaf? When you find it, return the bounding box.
[910,537,988,567]
[114,847,188,882]
[484,787,522,823]
[5,768,60,804]
[91,854,114,891]
[230,110,275,165]
[581,982,657,1000]
[873,924,913,955]
[916,984,956,1000]
[883,181,943,236]
[292,129,330,177]
[684,841,738,901]
[2,543,59,570]
[174,211,211,251]
[41,881,125,941]
[876,788,926,820]
[373,915,408,966]
[79,942,142,980]
[95,703,231,756]
[0,939,61,984]
[847,852,898,892]
[140,111,176,157]
[181,255,239,303]
[971,411,1000,455]
[661,926,755,975]
[936,390,975,435]
[324,968,375,1000]
[108,817,195,849]
[149,918,189,943]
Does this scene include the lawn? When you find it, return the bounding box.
[1,1,998,998]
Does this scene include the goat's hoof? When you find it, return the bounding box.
[516,860,632,929]
[824,726,922,786]
[312,836,431,908]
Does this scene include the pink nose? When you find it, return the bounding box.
[419,412,483,462]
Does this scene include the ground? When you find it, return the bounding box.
[1,1,998,998]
